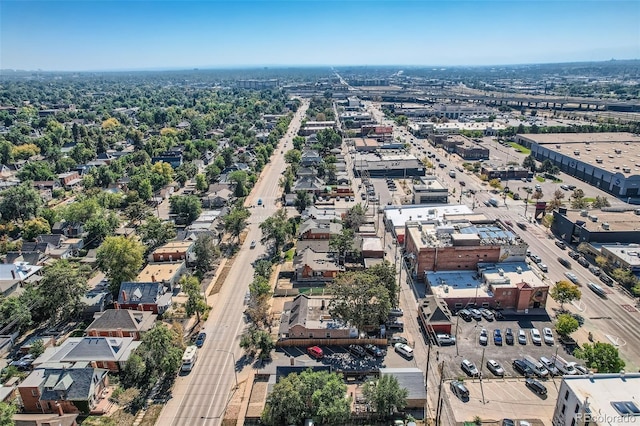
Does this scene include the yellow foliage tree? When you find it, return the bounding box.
[101,117,120,131]
[160,127,178,136]
[11,143,40,160]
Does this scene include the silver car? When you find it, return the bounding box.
[487,359,505,376]
[530,328,542,345]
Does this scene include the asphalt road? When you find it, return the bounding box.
[161,100,309,426]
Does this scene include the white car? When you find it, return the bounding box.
[538,263,548,272]
[479,328,488,345]
[486,359,505,376]
[564,272,579,284]
[394,343,414,359]
[530,328,542,345]
[542,327,555,345]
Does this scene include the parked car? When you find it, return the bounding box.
[600,274,614,286]
[457,309,472,321]
[195,332,207,348]
[493,329,503,345]
[386,320,404,330]
[525,378,548,396]
[542,327,555,345]
[480,308,495,321]
[555,241,566,250]
[461,359,479,377]
[518,329,527,345]
[538,263,548,272]
[450,380,470,400]
[486,359,505,376]
[575,365,590,374]
[436,334,456,346]
[512,359,533,376]
[505,328,514,345]
[589,265,601,276]
[530,254,542,264]
[530,328,542,345]
[348,344,367,358]
[10,354,35,370]
[469,309,483,321]
[479,328,488,345]
[389,308,404,317]
[394,343,414,359]
[540,356,560,376]
[389,336,408,346]
[578,257,590,267]
[307,346,323,360]
[560,184,569,190]
[568,251,581,260]
[364,344,384,358]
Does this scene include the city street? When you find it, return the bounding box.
[161,100,309,426]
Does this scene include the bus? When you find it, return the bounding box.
[181,345,198,373]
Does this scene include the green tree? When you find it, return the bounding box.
[368,261,399,308]
[228,170,248,197]
[294,190,311,213]
[137,179,153,201]
[262,369,350,426]
[169,195,202,225]
[240,327,274,360]
[522,155,537,172]
[0,402,17,425]
[555,313,580,336]
[21,217,51,241]
[550,280,582,310]
[574,342,625,373]
[38,260,90,323]
[253,259,273,280]
[591,196,611,209]
[0,296,32,331]
[137,216,176,251]
[124,201,150,225]
[0,182,42,222]
[17,161,55,181]
[96,236,145,295]
[135,324,184,381]
[363,375,408,419]
[195,173,208,192]
[488,178,502,189]
[249,276,271,299]
[259,209,293,255]
[193,234,219,277]
[343,203,366,230]
[328,271,392,331]
[222,206,251,242]
[85,211,120,245]
[284,149,302,164]
[329,227,354,265]
[181,275,207,322]
[29,339,45,357]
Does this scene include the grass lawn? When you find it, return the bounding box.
[298,287,331,296]
[535,176,545,182]
[508,142,532,155]
[284,248,295,261]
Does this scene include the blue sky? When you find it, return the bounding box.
[1,1,638,71]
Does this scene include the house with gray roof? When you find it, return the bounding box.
[379,368,426,419]
[18,367,109,415]
[33,337,141,372]
[86,309,156,340]
[0,262,43,296]
[294,248,344,282]
[278,295,357,339]
[115,282,172,314]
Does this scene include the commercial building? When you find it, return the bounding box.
[404,219,528,278]
[552,207,640,244]
[600,244,640,273]
[552,373,640,426]
[426,262,548,312]
[515,132,640,199]
[413,176,449,204]
[481,164,532,180]
[236,79,279,89]
[354,137,380,152]
[353,152,424,178]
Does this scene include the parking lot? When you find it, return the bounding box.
[438,312,582,381]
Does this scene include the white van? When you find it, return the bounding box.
[552,354,577,375]
[181,345,198,372]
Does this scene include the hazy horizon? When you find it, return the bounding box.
[1,0,639,72]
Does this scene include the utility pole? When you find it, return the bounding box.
[425,343,432,419]
[479,347,486,405]
[435,361,445,426]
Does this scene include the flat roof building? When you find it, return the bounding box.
[413,176,449,204]
[516,132,640,199]
[552,207,640,245]
[600,244,640,273]
[552,373,640,426]
[353,152,425,178]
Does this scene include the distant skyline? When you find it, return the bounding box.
[1,1,639,72]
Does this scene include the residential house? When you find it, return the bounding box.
[299,220,342,240]
[86,309,156,341]
[297,167,317,178]
[4,250,47,267]
[135,261,186,289]
[18,367,109,415]
[57,172,82,190]
[33,337,141,372]
[379,368,427,420]
[13,412,79,425]
[36,234,83,259]
[149,241,195,264]
[300,149,322,167]
[152,147,183,168]
[32,181,60,202]
[292,176,326,195]
[278,295,357,339]
[202,187,233,208]
[51,221,84,238]
[80,290,112,320]
[294,248,344,282]
[0,262,43,296]
[115,282,172,314]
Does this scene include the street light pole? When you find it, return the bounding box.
[216,349,238,388]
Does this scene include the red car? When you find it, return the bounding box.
[307,346,323,360]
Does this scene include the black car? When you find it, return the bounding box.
[525,378,548,396]
[600,274,614,286]
[364,344,384,357]
[512,359,533,376]
[504,328,514,345]
[568,251,581,260]
[457,309,472,321]
[558,257,572,268]
[578,257,589,267]
[194,332,207,348]
[348,344,367,358]
[386,320,404,330]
